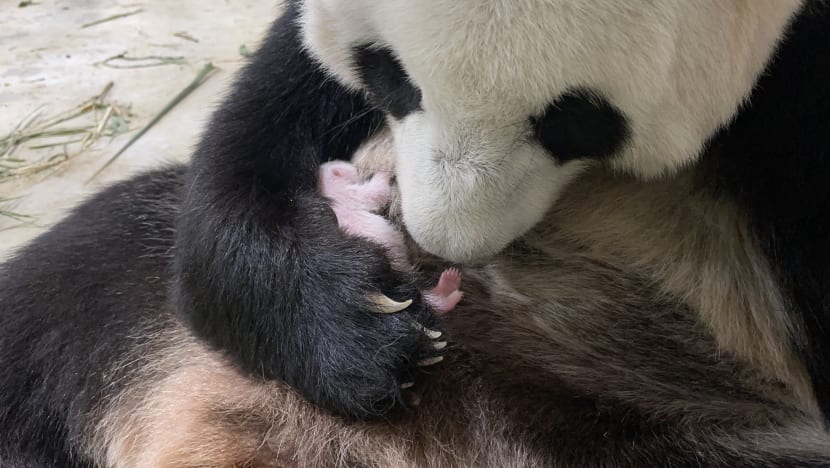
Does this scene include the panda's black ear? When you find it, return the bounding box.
[531,88,629,162]
[353,45,423,119]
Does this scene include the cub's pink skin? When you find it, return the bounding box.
[319,161,463,314]
[318,161,408,269]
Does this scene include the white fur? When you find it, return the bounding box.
[301,0,802,261]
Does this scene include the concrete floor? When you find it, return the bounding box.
[0,1,282,259]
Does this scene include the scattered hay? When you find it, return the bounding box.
[0,82,131,183]
[97,53,187,69]
[81,9,144,29]
[2,61,218,225]
[0,197,35,226]
[87,62,218,182]
[174,31,199,43]
[239,44,254,57]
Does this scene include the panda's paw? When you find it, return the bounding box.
[369,293,448,359]
[365,292,447,400]
[176,192,443,421]
[289,248,447,420]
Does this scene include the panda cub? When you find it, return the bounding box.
[318,160,463,316]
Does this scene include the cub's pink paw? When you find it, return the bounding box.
[424,268,463,315]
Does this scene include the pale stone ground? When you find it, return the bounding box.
[0,0,283,260]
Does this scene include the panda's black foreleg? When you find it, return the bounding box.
[173,4,444,419]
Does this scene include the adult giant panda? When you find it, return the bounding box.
[3,0,830,466]
[172,0,830,420]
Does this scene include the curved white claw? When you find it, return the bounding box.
[426,329,442,340]
[412,322,442,339]
[433,341,448,350]
[417,356,444,367]
[400,382,415,389]
[368,293,413,314]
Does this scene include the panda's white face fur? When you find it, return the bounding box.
[301,0,801,262]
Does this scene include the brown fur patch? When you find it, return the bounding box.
[88,328,275,467]
[88,322,549,467]
[536,168,816,412]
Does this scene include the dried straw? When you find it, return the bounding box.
[0,82,129,182]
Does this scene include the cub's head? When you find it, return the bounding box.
[300,0,801,262]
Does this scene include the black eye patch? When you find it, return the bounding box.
[353,45,423,119]
[531,88,629,162]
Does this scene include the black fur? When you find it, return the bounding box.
[0,168,184,467]
[531,88,630,162]
[172,2,442,419]
[354,46,423,119]
[703,0,830,422]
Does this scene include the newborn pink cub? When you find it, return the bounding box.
[318,161,463,314]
